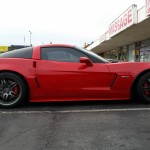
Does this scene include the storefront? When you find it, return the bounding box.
[86,1,150,62]
[102,38,150,62]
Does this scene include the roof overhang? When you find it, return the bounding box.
[92,17,150,54]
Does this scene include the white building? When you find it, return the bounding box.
[86,0,150,62]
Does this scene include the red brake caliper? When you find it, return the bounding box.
[13,86,19,94]
[144,82,149,96]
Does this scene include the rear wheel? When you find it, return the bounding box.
[136,72,150,103]
[0,72,28,108]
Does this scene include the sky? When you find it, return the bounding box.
[0,0,145,47]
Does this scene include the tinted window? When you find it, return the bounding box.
[41,47,90,62]
[0,47,33,59]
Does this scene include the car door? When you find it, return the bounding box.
[35,47,111,99]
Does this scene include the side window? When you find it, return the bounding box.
[41,47,90,62]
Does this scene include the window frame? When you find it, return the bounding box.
[40,46,93,63]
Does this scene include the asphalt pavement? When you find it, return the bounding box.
[0,100,150,150]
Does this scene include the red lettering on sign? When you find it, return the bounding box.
[109,5,136,37]
[117,19,120,31]
[146,0,150,15]
[147,0,150,7]
[115,22,117,33]
[109,26,112,35]
[123,13,127,26]
[128,9,132,24]
[120,17,123,29]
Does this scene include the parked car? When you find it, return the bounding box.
[0,44,150,108]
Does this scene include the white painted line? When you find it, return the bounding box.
[0,107,150,114]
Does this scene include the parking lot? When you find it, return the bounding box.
[0,100,150,150]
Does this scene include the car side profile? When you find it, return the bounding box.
[0,44,150,108]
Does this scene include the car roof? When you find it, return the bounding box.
[38,44,74,48]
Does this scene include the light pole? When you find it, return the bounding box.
[29,30,32,46]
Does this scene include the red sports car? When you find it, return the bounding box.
[0,44,149,108]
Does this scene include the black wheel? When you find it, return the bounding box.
[0,72,28,108]
[136,72,150,103]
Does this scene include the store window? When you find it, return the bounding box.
[140,46,150,62]
[140,39,150,62]
[104,47,128,61]
[128,44,135,62]
[134,42,141,62]
[135,50,140,62]
[118,47,128,61]
[104,49,118,59]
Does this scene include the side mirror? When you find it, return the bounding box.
[80,57,93,66]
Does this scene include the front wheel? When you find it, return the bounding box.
[0,72,28,108]
[136,72,150,103]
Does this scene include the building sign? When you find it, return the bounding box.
[146,0,150,16]
[0,46,8,52]
[109,5,137,38]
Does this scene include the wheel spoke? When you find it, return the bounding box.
[3,93,9,101]
[9,91,17,99]
[0,78,7,87]
[9,81,17,90]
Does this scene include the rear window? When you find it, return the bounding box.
[0,47,33,59]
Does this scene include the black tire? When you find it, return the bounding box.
[136,72,150,103]
[0,72,28,108]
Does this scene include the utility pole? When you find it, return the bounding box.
[29,30,32,46]
[24,36,25,47]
